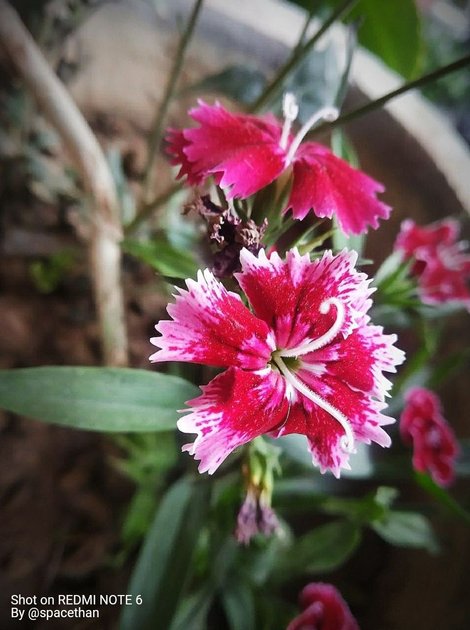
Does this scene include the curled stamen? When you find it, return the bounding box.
[285,105,339,164]
[280,297,345,358]
[273,354,355,453]
[280,93,299,150]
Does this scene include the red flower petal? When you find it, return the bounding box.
[173,101,286,197]
[165,128,205,185]
[273,374,394,477]
[237,248,373,351]
[314,325,403,401]
[287,582,360,630]
[178,367,289,474]
[150,268,273,369]
[286,142,391,235]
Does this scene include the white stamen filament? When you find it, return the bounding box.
[285,105,339,164]
[281,297,345,358]
[280,92,299,150]
[274,354,355,453]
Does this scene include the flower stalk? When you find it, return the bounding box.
[140,0,204,206]
[249,0,359,113]
[310,52,470,137]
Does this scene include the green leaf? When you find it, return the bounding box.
[238,537,289,587]
[107,148,137,224]
[331,128,359,167]
[285,41,340,122]
[169,588,214,630]
[351,0,423,79]
[428,349,470,389]
[0,367,198,432]
[275,434,316,469]
[334,21,359,109]
[120,485,159,551]
[123,236,198,279]
[414,472,470,524]
[332,218,365,258]
[372,511,439,553]
[120,477,210,630]
[285,0,422,78]
[29,250,75,294]
[183,65,266,104]
[275,520,361,579]
[221,580,256,630]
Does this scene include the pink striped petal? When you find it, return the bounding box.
[150,269,273,369]
[178,367,289,474]
[237,248,373,350]
[165,128,205,185]
[286,142,391,235]
[170,101,286,198]
[273,375,395,477]
[307,325,404,401]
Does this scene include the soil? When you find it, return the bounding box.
[0,153,147,629]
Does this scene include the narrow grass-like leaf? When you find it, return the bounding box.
[0,367,197,432]
[123,236,198,279]
[120,477,210,630]
[221,580,256,630]
[415,472,470,524]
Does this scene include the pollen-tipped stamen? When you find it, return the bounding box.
[285,105,339,164]
[280,92,299,150]
[280,297,345,358]
[273,354,355,453]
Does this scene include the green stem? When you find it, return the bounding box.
[140,0,204,205]
[311,53,470,136]
[249,0,358,113]
[124,182,182,236]
[292,3,317,56]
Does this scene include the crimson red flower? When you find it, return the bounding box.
[150,248,404,476]
[166,98,391,235]
[286,582,359,630]
[400,387,459,487]
[394,219,470,310]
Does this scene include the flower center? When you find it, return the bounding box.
[280,93,339,164]
[281,297,345,357]
[271,297,354,454]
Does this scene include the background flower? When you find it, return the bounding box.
[286,582,359,630]
[400,387,459,486]
[394,218,470,310]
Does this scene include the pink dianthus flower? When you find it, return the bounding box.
[166,97,391,236]
[400,386,459,487]
[150,248,404,477]
[286,582,360,630]
[394,218,470,310]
